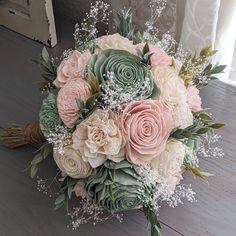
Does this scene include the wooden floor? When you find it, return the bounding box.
[0,20,236,236]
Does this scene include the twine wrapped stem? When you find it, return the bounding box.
[1,122,45,148]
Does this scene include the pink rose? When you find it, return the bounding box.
[136,43,172,67]
[119,100,173,165]
[74,180,90,199]
[54,50,91,88]
[57,79,91,128]
[187,86,202,112]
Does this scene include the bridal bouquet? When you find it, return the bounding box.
[1,1,225,235]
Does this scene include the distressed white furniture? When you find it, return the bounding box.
[0,0,57,47]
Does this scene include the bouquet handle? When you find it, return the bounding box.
[1,122,45,148]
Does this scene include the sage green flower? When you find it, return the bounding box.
[39,93,62,137]
[85,160,144,213]
[88,49,160,100]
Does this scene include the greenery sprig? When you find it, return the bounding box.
[184,164,213,183]
[116,9,135,41]
[75,71,100,124]
[194,63,226,87]
[54,176,77,211]
[143,205,161,236]
[171,111,224,140]
[138,43,153,66]
[29,142,53,178]
[180,46,217,86]
[33,47,56,91]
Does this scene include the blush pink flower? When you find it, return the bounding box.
[57,79,91,128]
[187,86,202,112]
[74,180,90,199]
[135,43,172,67]
[54,50,91,88]
[119,100,173,165]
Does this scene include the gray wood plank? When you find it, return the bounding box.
[0,18,75,127]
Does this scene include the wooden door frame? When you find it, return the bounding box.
[0,0,57,47]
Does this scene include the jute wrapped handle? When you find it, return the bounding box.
[1,122,45,148]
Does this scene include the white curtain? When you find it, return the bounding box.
[180,0,236,84]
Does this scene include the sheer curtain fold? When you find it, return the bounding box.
[179,0,236,83]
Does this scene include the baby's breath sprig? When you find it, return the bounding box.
[74,1,111,53]
[145,0,167,35]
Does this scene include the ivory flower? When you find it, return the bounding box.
[53,145,93,179]
[96,33,136,54]
[152,66,193,128]
[72,109,125,168]
[57,79,91,128]
[187,86,202,112]
[54,50,91,88]
[120,100,173,165]
[151,140,185,192]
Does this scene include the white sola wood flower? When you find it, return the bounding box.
[72,109,125,168]
[53,145,93,179]
[95,33,136,54]
[151,140,186,193]
[152,66,193,128]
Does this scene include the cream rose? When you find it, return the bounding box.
[53,145,93,179]
[151,140,185,192]
[72,109,125,168]
[54,50,91,88]
[152,66,193,129]
[95,33,136,54]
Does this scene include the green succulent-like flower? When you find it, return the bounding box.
[39,93,62,137]
[85,160,144,213]
[88,49,160,100]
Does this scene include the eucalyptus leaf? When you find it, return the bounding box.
[55,194,66,205]
[30,164,38,178]
[42,47,50,64]
[208,123,225,129]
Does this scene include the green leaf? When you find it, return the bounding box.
[143,205,161,236]
[207,123,225,129]
[196,127,211,134]
[143,43,150,55]
[67,186,74,199]
[42,47,50,64]
[76,98,85,110]
[115,9,135,40]
[210,65,227,74]
[35,47,56,91]
[30,164,38,178]
[55,194,66,205]
[86,95,96,110]
[150,83,160,99]
[29,143,52,178]
[198,113,214,121]
[185,165,212,183]
[30,153,43,165]
[54,201,64,210]
[87,70,100,96]
[55,176,77,210]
